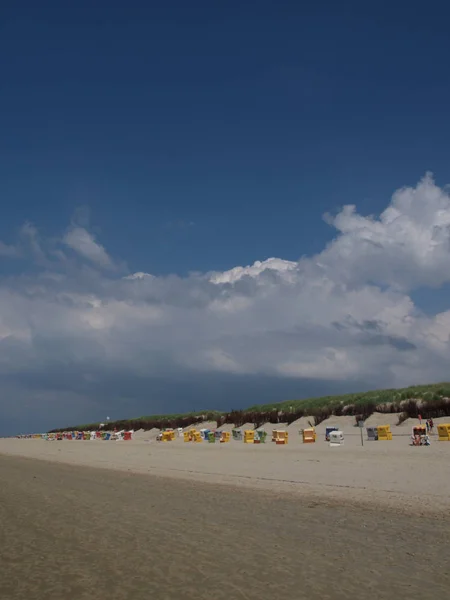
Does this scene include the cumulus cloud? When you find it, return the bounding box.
[2,174,450,432]
[63,227,113,269]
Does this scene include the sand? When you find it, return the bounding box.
[216,423,235,432]
[313,415,360,434]
[364,411,401,428]
[260,421,287,430]
[2,425,450,599]
[398,415,450,428]
[1,429,450,514]
[286,416,315,431]
[183,420,218,432]
[237,422,257,431]
[1,453,449,600]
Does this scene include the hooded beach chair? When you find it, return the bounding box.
[257,430,267,443]
[377,425,392,441]
[325,427,338,441]
[232,429,242,441]
[437,424,450,441]
[329,430,344,446]
[302,428,316,443]
[220,431,230,443]
[366,427,378,441]
[244,430,255,444]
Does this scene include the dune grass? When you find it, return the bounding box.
[50,382,450,433]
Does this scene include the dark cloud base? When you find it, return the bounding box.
[1,374,371,436]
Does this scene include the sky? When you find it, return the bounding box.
[2,1,450,434]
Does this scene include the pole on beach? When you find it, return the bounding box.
[358,420,364,446]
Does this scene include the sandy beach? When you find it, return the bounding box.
[2,423,450,514]
[1,429,450,599]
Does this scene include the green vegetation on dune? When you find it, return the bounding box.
[246,382,450,412]
[50,382,450,433]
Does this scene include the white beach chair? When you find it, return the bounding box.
[329,431,344,446]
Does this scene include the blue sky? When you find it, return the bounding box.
[2,1,450,434]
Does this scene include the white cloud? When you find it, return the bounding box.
[319,173,450,290]
[209,257,298,284]
[124,272,155,281]
[2,174,450,430]
[63,227,113,269]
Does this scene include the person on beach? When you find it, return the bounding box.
[429,418,434,433]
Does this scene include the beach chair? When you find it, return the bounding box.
[232,429,243,441]
[256,430,267,443]
[123,431,132,441]
[366,427,378,441]
[193,431,202,442]
[329,430,344,446]
[162,430,175,442]
[412,425,426,445]
[437,424,450,441]
[244,430,255,444]
[272,430,288,444]
[377,425,393,441]
[220,431,230,443]
[104,432,111,441]
[413,425,426,436]
[208,432,216,443]
[184,431,191,442]
[302,428,316,443]
[325,427,338,441]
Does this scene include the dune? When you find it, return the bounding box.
[144,427,161,439]
[238,422,257,431]
[314,415,358,434]
[286,416,315,432]
[191,420,218,431]
[216,423,235,432]
[130,428,147,440]
[258,421,287,432]
[399,415,450,429]
[364,412,402,429]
